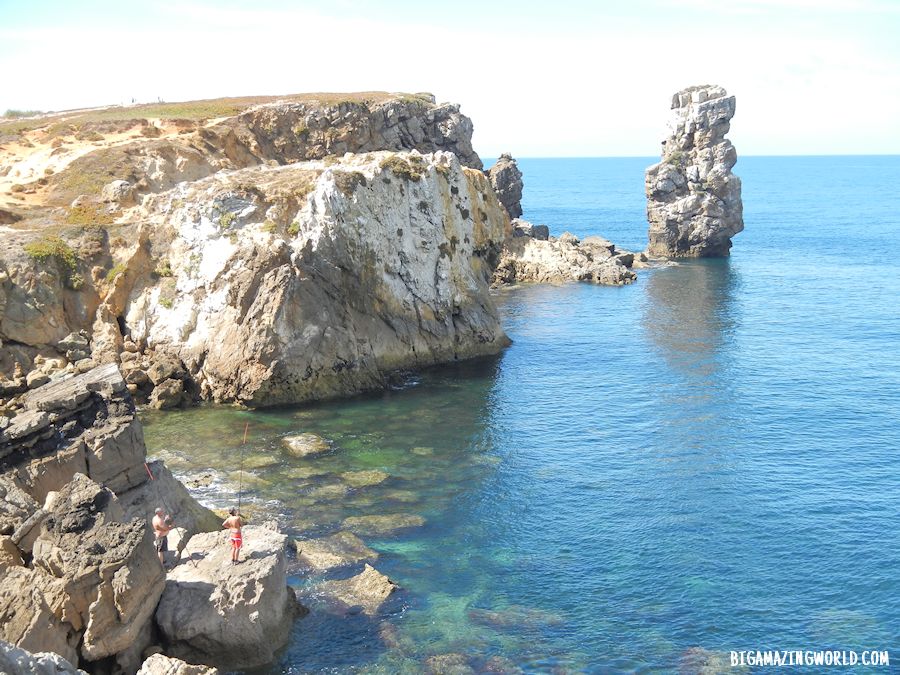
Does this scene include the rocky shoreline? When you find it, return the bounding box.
[0,86,744,671]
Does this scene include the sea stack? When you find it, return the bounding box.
[645,85,743,257]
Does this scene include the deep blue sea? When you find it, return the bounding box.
[143,156,900,673]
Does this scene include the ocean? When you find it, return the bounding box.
[142,156,900,673]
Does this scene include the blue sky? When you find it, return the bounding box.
[2,0,899,156]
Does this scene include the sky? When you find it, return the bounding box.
[1,0,899,156]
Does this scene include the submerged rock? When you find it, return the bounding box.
[424,653,476,675]
[341,513,426,536]
[679,646,748,674]
[316,563,398,615]
[467,604,565,630]
[155,524,302,670]
[341,469,390,487]
[294,530,378,571]
[282,433,332,458]
[646,85,743,257]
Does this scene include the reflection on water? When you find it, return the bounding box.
[642,259,740,377]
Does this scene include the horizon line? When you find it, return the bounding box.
[484,153,900,159]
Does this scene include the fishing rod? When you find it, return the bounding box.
[238,421,249,515]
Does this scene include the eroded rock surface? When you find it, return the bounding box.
[645,85,743,257]
[155,524,301,669]
[494,227,639,286]
[488,153,523,219]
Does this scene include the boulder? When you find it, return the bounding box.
[293,530,378,571]
[57,331,90,353]
[316,563,398,615]
[155,524,301,670]
[646,85,743,257]
[137,653,219,675]
[101,179,136,206]
[531,224,549,241]
[25,371,50,389]
[341,513,425,536]
[282,432,331,458]
[122,151,509,406]
[147,355,187,385]
[0,639,86,675]
[149,378,186,409]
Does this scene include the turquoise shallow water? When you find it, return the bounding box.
[142,156,900,673]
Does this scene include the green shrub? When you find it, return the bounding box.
[153,260,173,277]
[665,150,685,167]
[159,298,173,309]
[218,211,236,229]
[379,155,424,182]
[23,236,79,288]
[287,221,300,237]
[261,220,278,233]
[66,203,115,226]
[106,262,127,282]
[332,171,367,196]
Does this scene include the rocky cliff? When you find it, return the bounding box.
[0,93,510,408]
[645,85,743,257]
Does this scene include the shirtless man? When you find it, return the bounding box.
[222,508,243,564]
[152,507,172,566]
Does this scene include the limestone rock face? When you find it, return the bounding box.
[645,85,743,257]
[125,151,510,406]
[1,93,505,409]
[493,227,638,286]
[488,153,523,218]
[155,524,301,670]
[0,639,86,675]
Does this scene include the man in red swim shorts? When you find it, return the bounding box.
[222,507,243,564]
